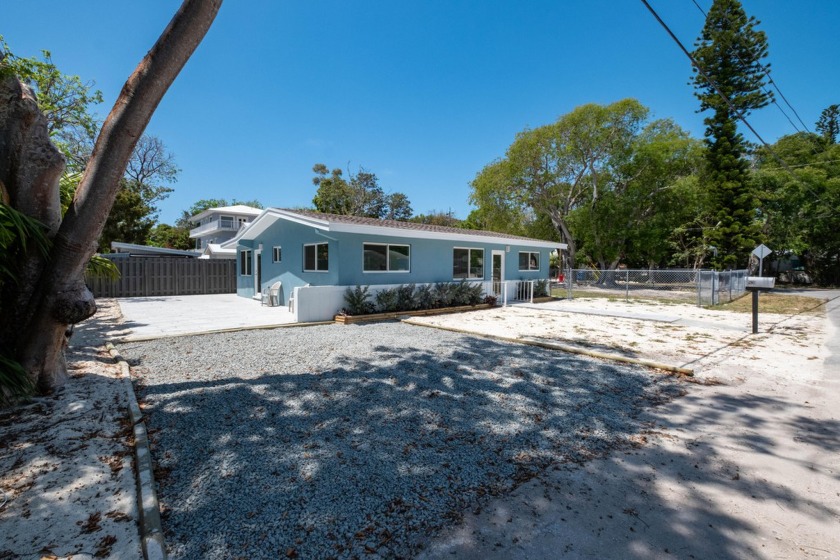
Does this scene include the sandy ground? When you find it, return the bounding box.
[1,293,837,559]
[413,295,840,559]
[408,297,828,383]
[0,301,141,559]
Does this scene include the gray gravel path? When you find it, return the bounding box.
[118,322,682,559]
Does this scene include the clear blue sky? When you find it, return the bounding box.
[3,1,838,225]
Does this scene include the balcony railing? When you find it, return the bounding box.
[189,219,250,238]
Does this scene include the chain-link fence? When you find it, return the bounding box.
[696,269,748,306]
[552,268,748,307]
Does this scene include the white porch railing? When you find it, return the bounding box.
[484,280,537,305]
[189,219,250,238]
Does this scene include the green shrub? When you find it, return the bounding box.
[395,284,418,311]
[467,282,483,304]
[375,287,400,312]
[415,284,434,309]
[343,285,375,315]
[432,282,455,308]
[451,280,483,306]
[534,279,549,297]
[452,280,470,306]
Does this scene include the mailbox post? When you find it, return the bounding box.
[745,276,776,334]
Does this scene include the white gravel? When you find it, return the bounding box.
[119,322,682,559]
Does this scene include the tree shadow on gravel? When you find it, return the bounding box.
[118,322,834,559]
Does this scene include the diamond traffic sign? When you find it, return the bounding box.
[752,244,772,259]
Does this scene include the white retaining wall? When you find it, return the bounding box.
[292,282,489,323]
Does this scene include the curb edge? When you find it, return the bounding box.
[106,342,167,560]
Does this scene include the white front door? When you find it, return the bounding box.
[492,250,504,296]
[254,248,263,295]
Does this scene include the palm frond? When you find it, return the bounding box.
[85,254,120,281]
[0,353,34,405]
[0,203,51,286]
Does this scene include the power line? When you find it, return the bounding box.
[759,157,840,170]
[642,0,773,147]
[640,0,834,217]
[690,0,812,134]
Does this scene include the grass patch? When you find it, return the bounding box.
[714,293,826,315]
[553,288,691,305]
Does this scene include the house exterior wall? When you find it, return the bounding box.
[192,211,258,250]
[236,217,555,305]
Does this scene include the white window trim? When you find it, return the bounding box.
[273,246,282,263]
[303,242,329,272]
[518,251,540,271]
[240,249,253,276]
[452,246,485,280]
[362,242,411,273]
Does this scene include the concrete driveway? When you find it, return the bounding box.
[113,293,298,341]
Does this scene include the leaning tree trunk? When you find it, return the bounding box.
[2,0,222,392]
[548,209,576,269]
[0,77,66,376]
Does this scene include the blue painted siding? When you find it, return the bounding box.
[237,219,341,304]
[236,218,555,300]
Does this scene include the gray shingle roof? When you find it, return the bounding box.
[281,208,561,245]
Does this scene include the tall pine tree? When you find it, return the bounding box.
[691,0,772,269]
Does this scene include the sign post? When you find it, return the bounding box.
[751,244,772,276]
[745,276,776,334]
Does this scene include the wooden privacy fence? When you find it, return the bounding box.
[87,257,237,298]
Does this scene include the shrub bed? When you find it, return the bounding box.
[341,282,487,317]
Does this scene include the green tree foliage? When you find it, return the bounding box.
[311,163,412,220]
[410,210,460,228]
[816,104,839,145]
[98,181,155,251]
[470,99,700,268]
[691,0,773,269]
[0,37,103,172]
[754,132,840,285]
[148,223,193,250]
[569,119,704,269]
[384,192,412,221]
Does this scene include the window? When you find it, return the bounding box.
[453,248,484,279]
[273,246,282,262]
[363,243,410,272]
[518,251,540,271]
[303,242,329,272]
[220,215,234,229]
[239,249,252,276]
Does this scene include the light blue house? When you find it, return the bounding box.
[223,209,565,321]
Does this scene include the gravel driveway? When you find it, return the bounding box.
[119,322,682,559]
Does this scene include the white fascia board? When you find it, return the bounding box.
[329,223,566,249]
[229,208,330,243]
[190,205,262,222]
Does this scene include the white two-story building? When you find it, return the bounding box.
[189,205,262,256]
